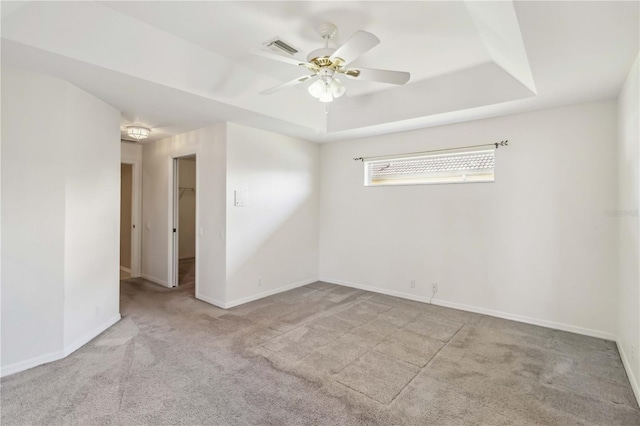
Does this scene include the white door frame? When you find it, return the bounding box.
[120,160,142,277]
[172,158,180,287]
[168,151,198,289]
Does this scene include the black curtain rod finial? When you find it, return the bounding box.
[353,157,364,162]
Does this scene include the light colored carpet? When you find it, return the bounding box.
[178,257,195,291]
[2,279,638,425]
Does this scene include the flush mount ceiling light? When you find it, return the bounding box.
[252,23,410,103]
[127,126,150,141]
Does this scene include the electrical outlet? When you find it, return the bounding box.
[409,280,416,288]
[432,283,438,293]
[258,277,263,287]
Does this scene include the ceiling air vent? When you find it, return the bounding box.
[265,38,299,56]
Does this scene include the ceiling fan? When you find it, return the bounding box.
[251,23,410,103]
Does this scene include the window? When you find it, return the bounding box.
[364,149,495,186]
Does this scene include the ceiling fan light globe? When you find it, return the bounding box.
[308,79,325,98]
[330,79,346,98]
[319,92,333,103]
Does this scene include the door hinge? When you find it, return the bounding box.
[173,228,176,233]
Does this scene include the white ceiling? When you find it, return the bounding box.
[101,1,492,95]
[1,1,638,143]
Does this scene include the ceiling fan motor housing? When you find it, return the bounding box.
[307,47,336,63]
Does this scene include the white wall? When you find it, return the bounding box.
[141,124,227,304]
[2,68,67,372]
[141,122,319,307]
[1,68,121,376]
[320,100,619,339]
[178,158,196,259]
[63,84,121,351]
[617,53,640,400]
[121,142,142,164]
[225,123,319,306]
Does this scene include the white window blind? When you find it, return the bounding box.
[364,149,495,186]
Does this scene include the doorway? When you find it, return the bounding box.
[120,163,133,280]
[172,156,197,292]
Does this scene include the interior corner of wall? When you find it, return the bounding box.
[465,0,537,96]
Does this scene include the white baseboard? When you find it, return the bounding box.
[1,314,121,378]
[617,341,640,406]
[224,278,317,309]
[195,292,227,309]
[64,314,121,356]
[323,278,430,304]
[432,298,616,341]
[120,266,131,273]
[141,274,170,288]
[197,278,318,309]
[321,277,616,341]
[1,350,64,378]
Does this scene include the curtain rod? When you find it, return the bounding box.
[353,140,508,162]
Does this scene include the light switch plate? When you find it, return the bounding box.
[234,185,248,207]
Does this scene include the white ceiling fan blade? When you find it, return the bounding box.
[330,30,380,66]
[345,68,410,85]
[260,74,317,95]
[249,48,308,67]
